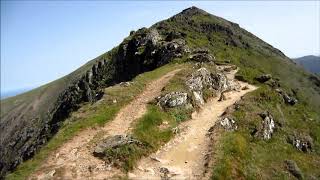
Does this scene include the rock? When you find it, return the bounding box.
[228,80,241,91]
[282,92,298,105]
[157,92,188,108]
[222,65,237,72]
[186,68,212,92]
[146,28,162,46]
[158,38,190,65]
[218,92,226,101]
[259,111,275,140]
[188,48,214,62]
[193,91,204,105]
[275,89,298,105]
[241,85,249,90]
[256,74,272,83]
[186,68,230,105]
[159,167,170,180]
[211,73,230,92]
[150,156,161,162]
[165,31,186,41]
[172,127,180,134]
[119,81,132,87]
[93,135,142,157]
[287,134,313,152]
[285,160,303,179]
[219,117,237,131]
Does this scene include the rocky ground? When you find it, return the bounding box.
[29,69,181,179]
[129,67,257,179]
[30,65,258,180]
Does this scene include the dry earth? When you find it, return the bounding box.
[129,68,257,179]
[30,69,181,180]
[30,67,257,180]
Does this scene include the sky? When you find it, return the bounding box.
[1,1,320,94]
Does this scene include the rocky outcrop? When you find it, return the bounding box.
[0,27,191,177]
[275,88,298,105]
[255,111,275,140]
[186,67,230,105]
[188,48,214,62]
[219,117,237,131]
[256,74,272,83]
[156,92,188,108]
[93,135,144,167]
[287,134,313,153]
[93,135,142,157]
[284,160,303,180]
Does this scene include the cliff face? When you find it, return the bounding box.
[1,6,320,178]
[0,22,189,177]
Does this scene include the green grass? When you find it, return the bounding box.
[211,86,320,179]
[6,63,183,180]
[107,104,176,172]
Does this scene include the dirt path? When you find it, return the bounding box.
[30,69,181,180]
[130,68,257,179]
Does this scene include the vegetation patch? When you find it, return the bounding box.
[211,86,320,179]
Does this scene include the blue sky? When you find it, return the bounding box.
[1,1,319,93]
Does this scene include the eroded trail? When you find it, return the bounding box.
[31,69,181,180]
[130,68,257,179]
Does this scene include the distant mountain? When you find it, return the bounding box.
[293,55,320,74]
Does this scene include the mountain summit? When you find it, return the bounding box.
[1,7,320,179]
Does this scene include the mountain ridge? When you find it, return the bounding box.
[293,55,320,74]
[1,6,320,179]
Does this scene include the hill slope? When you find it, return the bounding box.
[1,6,320,179]
[293,55,320,74]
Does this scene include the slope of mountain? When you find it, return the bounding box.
[293,55,320,74]
[1,6,320,179]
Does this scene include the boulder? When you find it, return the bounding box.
[287,134,313,152]
[282,92,298,105]
[157,92,188,108]
[275,89,298,105]
[186,68,230,105]
[211,73,230,92]
[259,111,275,140]
[188,48,215,62]
[219,117,237,131]
[158,38,190,65]
[284,160,303,180]
[222,65,237,72]
[193,91,204,105]
[119,81,132,87]
[165,31,186,41]
[93,135,142,157]
[218,92,226,101]
[256,74,272,83]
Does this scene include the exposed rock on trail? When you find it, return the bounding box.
[130,66,257,179]
[157,92,188,108]
[93,135,143,157]
[186,67,231,105]
[30,69,181,179]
